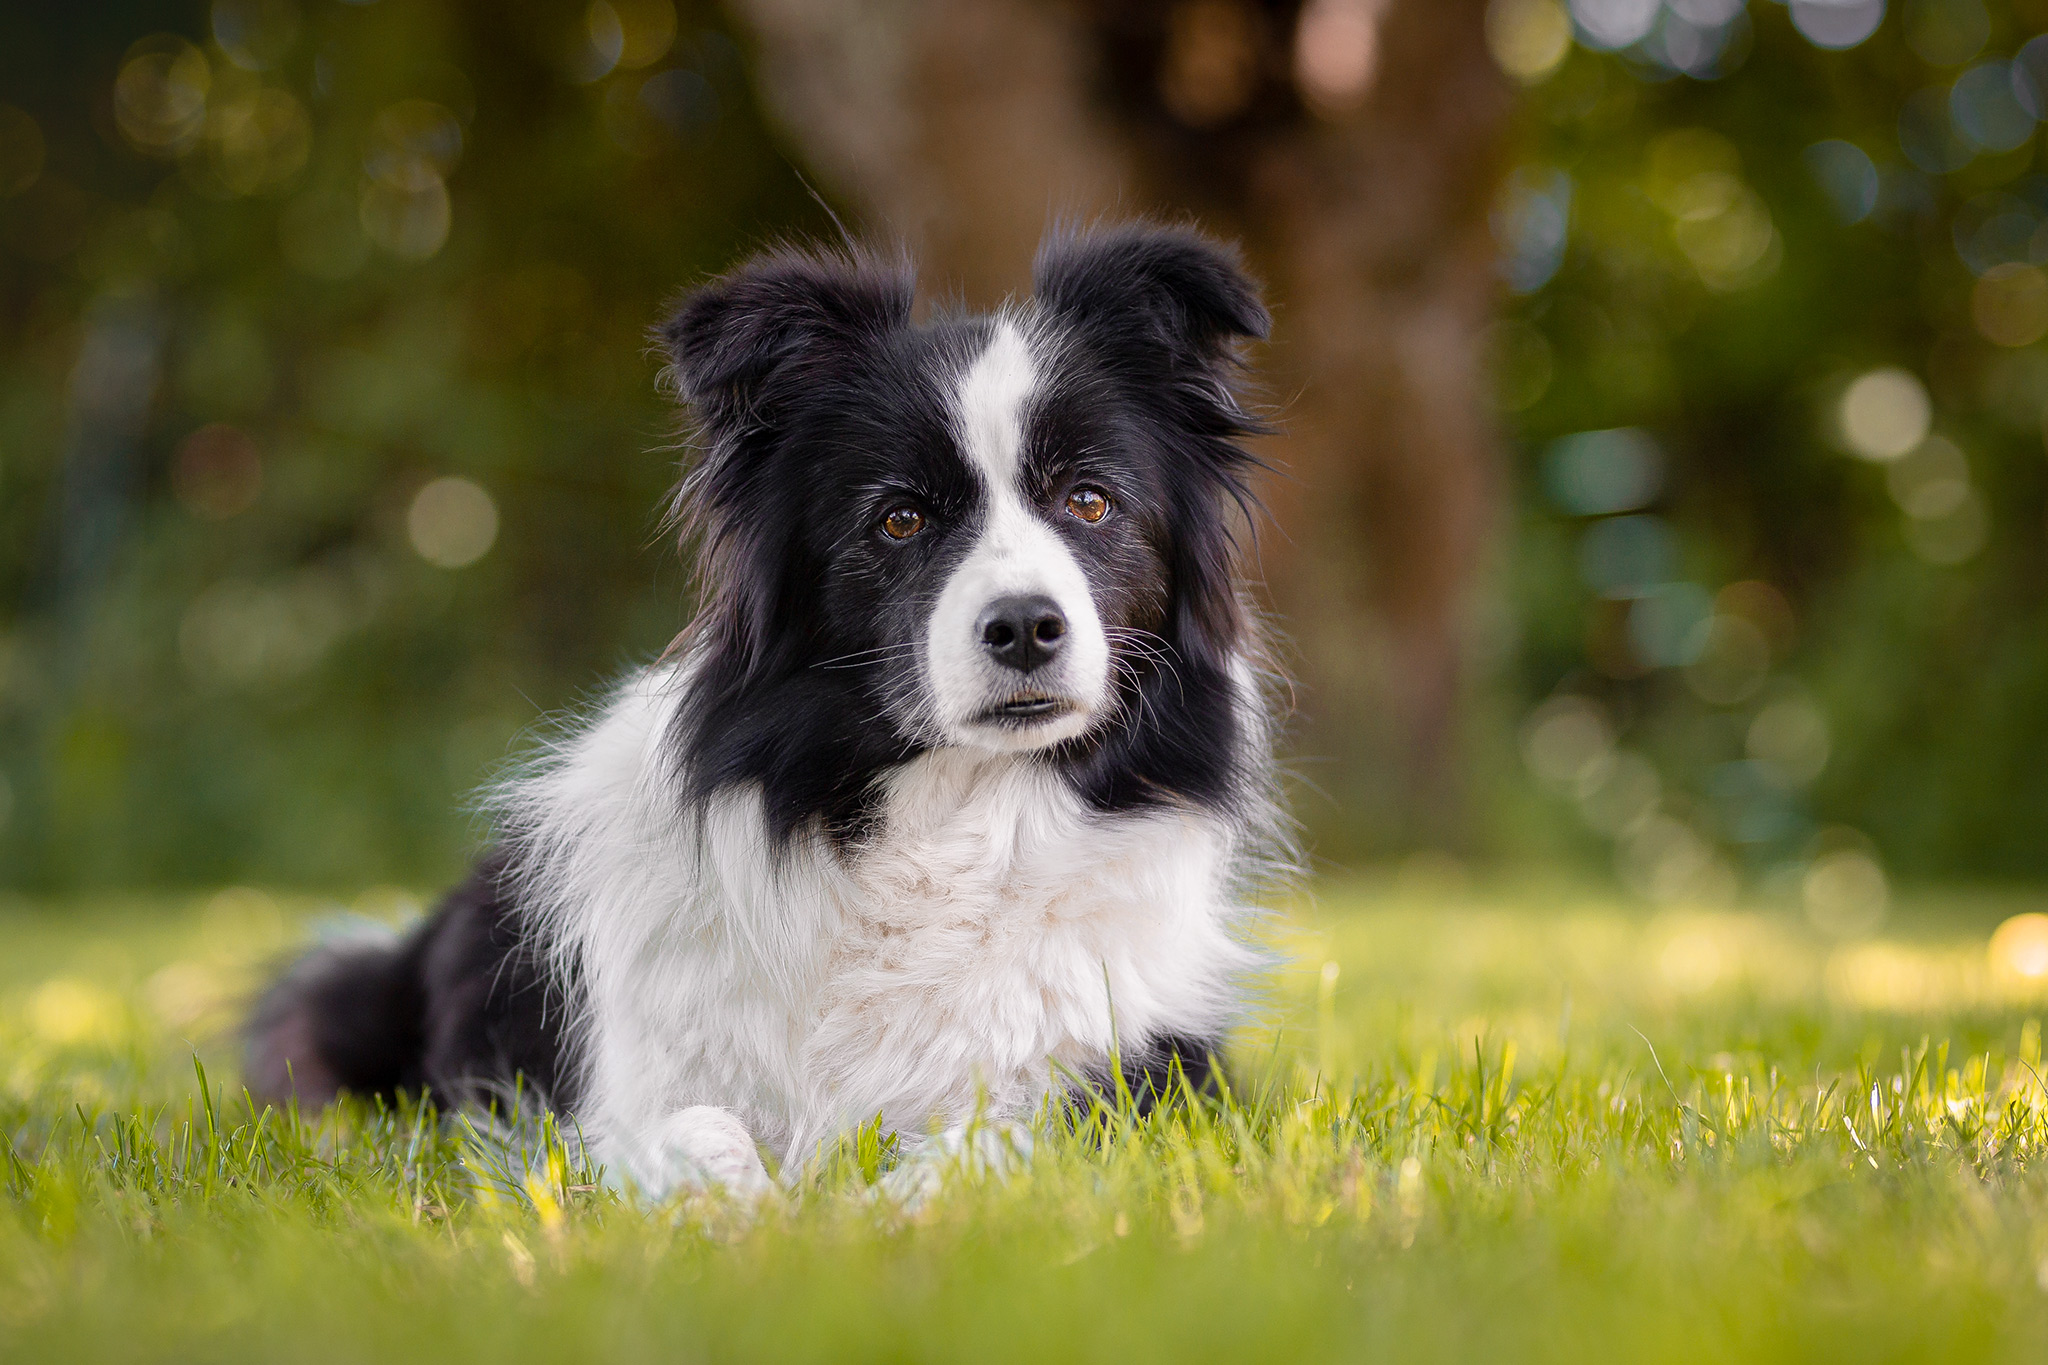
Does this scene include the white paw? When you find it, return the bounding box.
[877,1119,1034,1210]
[634,1106,774,1202]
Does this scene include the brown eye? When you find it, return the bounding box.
[1066,487,1111,523]
[882,506,927,539]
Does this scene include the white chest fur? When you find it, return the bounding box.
[502,668,1256,1181]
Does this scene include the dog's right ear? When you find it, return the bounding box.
[660,247,914,433]
[1032,223,1268,376]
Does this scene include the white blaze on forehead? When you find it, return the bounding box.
[954,319,1037,490]
[923,318,1112,752]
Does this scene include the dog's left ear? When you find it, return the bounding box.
[660,247,914,438]
[1031,223,1269,374]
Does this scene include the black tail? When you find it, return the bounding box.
[245,930,426,1110]
[244,854,577,1113]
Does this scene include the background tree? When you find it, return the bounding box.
[727,0,1514,847]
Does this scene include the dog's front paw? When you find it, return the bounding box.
[877,1119,1034,1211]
[634,1106,774,1202]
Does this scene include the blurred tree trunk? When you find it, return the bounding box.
[725,0,1512,851]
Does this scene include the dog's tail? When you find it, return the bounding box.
[245,924,425,1111]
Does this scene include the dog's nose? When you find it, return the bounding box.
[978,595,1066,674]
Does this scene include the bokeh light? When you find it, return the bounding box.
[1494,168,1573,293]
[1950,60,2035,153]
[1627,581,1713,668]
[1544,427,1663,515]
[1883,434,1971,520]
[1836,367,1931,461]
[573,0,679,83]
[1669,0,1744,27]
[359,99,461,260]
[364,99,462,188]
[204,89,310,197]
[1989,913,2048,983]
[1971,263,2048,346]
[2015,33,2048,117]
[360,180,450,259]
[611,0,678,70]
[1650,0,1749,79]
[211,0,300,72]
[574,0,627,84]
[1747,693,1830,786]
[1790,0,1884,50]
[1520,694,1613,791]
[1645,129,1778,288]
[113,35,211,157]
[1804,140,1879,224]
[1570,0,1659,51]
[1486,0,1573,83]
[407,477,499,569]
[1951,188,2048,276]
[1294,0,1382,116]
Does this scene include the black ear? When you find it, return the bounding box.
[660,246,914,430]
[1031,223,1269,369]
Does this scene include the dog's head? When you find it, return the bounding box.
[661,223,1269,841]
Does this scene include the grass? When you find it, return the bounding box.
[8,876,2048,1362]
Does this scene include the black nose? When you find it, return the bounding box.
[978,595,1066,674]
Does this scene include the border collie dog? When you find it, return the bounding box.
[248,222,1286,1198]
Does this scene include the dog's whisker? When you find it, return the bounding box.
[812,642,923,670]
[814,650,921,671]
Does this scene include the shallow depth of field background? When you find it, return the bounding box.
[0,0,2039,912]
[6,0,2048,915]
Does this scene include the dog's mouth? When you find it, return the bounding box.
[978,693,1075,724]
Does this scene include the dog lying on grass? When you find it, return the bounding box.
[248,221,1288,1199]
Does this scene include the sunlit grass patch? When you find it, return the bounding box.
[6,880,2048,1362]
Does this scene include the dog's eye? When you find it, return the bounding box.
[881,506,927,540]
[1065,487,1111,523]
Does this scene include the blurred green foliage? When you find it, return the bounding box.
[1493,0,2048,890]
[0,0,824,889]
[5,0,2048,893]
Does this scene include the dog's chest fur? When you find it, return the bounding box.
[804,749,1246,1120]
[514,668,1253,1172]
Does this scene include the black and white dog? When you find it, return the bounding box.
[248,222,1286,1197]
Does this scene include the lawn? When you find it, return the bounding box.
[7,876,2048,1362]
